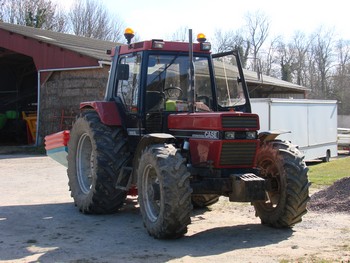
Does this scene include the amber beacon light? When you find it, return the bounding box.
[197,33,211,51]
[124,28,135,44]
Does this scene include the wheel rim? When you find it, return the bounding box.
[258,157,282,210]
[142,164,161,223]
[76,133,94,194]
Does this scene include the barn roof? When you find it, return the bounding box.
[243,69,309,92]
[212,60,309,97]
[0,22,119,62]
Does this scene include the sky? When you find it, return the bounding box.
[54,0,350,43]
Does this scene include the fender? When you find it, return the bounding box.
[258,130,291,143]
[80,101,122,126]
[131,133,175,184]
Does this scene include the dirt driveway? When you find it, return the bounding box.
[0,154,349,263]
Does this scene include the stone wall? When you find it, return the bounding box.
[39,66,110,143]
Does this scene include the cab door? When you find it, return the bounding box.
[115,53,143,142]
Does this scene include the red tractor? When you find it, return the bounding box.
[46,29,309,239]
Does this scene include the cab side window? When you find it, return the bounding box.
[116,54,141,112]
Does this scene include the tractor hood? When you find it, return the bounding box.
[168,112,260,131]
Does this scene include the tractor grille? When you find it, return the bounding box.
[220,142,257,166]
[222,116,258,129]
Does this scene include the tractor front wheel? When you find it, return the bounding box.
[137,144,192,239]
[253,140,310,228]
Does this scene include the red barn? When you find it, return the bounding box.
[0,22,119,145]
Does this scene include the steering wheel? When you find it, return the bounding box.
[164,86,183,99]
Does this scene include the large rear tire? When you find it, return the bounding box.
[67,111,130,214]
[137,144,192,239]
[253,140,309,227]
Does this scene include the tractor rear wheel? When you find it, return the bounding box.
[253,140,309,228]
[137,144,192,239]
[67,111,130,214]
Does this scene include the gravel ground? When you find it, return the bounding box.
[308,176,350,213]
[0,153,349,263]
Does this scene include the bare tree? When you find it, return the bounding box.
[169,26,191,42]
[110,20,126,43]
[213,29,250,68]
[53,9,68,33]
[332,39,350,114]
[310,27,335,98]
[275,40,298,82]
[0,0,67,32]
[0,0,5,21]
[259,36,281,77]
[69,0,124,42]
[245,10,270,72]
[335,39,350,76]
[290,31,310,86]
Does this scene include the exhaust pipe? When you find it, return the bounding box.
[188,29,195,113]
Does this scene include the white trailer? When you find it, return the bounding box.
[251,98,338,161]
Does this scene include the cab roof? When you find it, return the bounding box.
[118,39,211,55]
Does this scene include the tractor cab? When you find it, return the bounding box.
[105,30,251,140]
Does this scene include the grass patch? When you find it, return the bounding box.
[308,157,350,188]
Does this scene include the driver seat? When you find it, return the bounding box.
[146,91,164,112]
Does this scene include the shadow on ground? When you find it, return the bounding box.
[0,200,293,263]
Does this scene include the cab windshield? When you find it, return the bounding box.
[144,52,247,113]
[146,54,212,112]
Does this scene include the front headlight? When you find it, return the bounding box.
[224,131,257,139]
[246,131,257,139]
[224,131,235,140]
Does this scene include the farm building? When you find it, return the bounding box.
[0,22,118,145]
[0,22,309,145]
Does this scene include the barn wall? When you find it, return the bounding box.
[39,66,110,142]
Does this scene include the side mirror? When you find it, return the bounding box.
[117,64,129,80]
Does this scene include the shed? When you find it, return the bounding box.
[0,22,119,145]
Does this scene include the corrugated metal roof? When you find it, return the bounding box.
[213,60,309,92]
[0,22,120,61]
[243,69,310,92]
